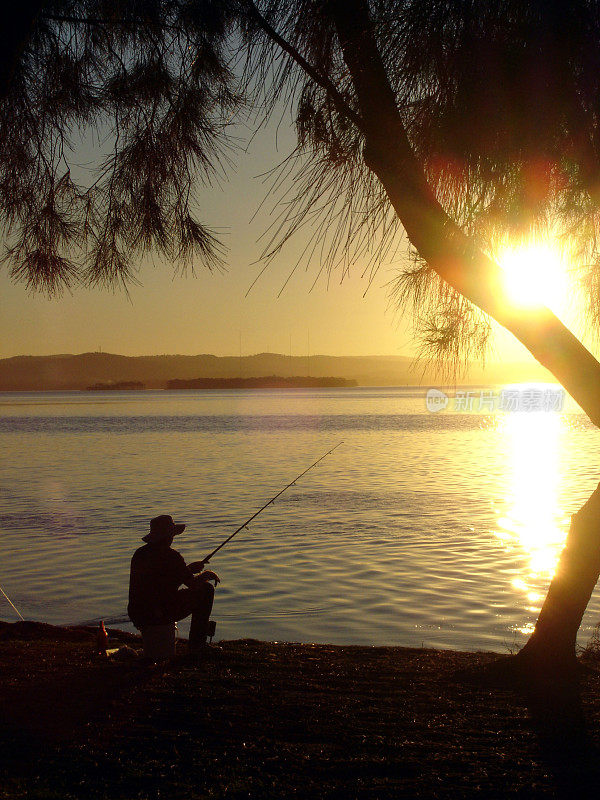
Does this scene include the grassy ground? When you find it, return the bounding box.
[1,621,599,799]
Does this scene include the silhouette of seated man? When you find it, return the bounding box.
[128,514,220,654]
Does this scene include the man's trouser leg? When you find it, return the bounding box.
[172,581,215,652]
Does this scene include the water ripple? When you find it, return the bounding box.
[1,413,496,434]
[2,389,600,653]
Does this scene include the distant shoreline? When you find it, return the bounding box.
[83,376,358,390]
[0,350,556,391]
[165,376,358,390]
[85,381,145,391]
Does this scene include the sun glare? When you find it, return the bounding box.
[499,243,567,314]
[494,410,570,632]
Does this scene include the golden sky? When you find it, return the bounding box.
[0,119,423,359]
[0,120,559,364]
[0,254,413,358]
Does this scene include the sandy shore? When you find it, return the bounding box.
[1,621,599,798]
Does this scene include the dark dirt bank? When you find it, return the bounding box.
[1,621,600,799]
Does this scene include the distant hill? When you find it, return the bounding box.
[0,351,555,391]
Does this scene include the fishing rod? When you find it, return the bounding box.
[0,583,24,621]
[202,441,344,564]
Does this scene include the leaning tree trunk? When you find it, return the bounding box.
[518,484,600,670]
[326,0,600,670]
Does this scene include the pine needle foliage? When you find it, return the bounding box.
[0,0,240,293]
[4,1,600,361]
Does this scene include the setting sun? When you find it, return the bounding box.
[499,243,567,314]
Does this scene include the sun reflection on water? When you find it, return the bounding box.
[495,409,570,630]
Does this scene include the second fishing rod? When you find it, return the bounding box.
[201,441,343,565]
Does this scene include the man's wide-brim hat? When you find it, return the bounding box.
[142,514,186,543]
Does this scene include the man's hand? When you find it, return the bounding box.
[199,570,220,585]
[188,560,206,574]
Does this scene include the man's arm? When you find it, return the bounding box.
[186,559,221,585]
[171,551,201,589]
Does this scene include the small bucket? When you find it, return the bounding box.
[141,622,176,660]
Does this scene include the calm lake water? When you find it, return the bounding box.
[2,386,600,652]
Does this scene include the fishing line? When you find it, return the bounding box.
[0,583,24,621]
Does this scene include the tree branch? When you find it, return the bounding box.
[0,0,47,101]
[244,1,364,133]
[327,0,600,427]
